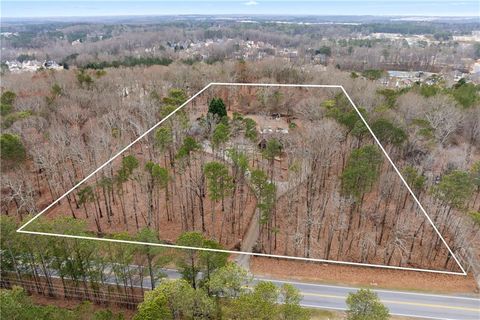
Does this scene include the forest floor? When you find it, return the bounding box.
[31,147,258,250]
[251,257,479,294]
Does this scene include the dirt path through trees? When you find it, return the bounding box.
[235,166,309,270]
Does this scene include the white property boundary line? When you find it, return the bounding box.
[17,82,467,276]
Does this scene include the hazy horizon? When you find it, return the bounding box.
[2,1,479,19]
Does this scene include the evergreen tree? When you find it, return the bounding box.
[402,166,426,193]
[346,289,390,320]
[135,227,169,290]
[134,279,215,320]
[212,122,231,151]
[243,118,258,142]
[224,281,279,320]
[371,118,407,146]
[1,91,16,105]
[208,98,227,119]
[175,232,209,289]
[175,232,228,290]
[207,262,250,299]
[1,91,16,116]
[280,284,310,320]
[341,145,383,200]
[176,136,201,160]
[0,133,26,164]
[432,170,474,209]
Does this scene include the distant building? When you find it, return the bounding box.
[20,60,43,72]
[5,60,21,72]
[44,60,63,70]
[453,31,480,42]
[471,60,480,75]
[5,60,63,73]
[452,70,468,82]
[385,70,437,87]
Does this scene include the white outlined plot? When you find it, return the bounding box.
[17,83,467,276]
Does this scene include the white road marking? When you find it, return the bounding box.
[256,277,480,301]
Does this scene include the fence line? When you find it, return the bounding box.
[1,273,146,309]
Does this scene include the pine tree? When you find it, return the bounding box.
[208,98,227,119]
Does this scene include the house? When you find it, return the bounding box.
[453,70,467,82]
[21,60,43,72]
[260,127,273,134]
[5,60,21,72]
[275,128,289,134]
[44,60,63,71]
[385,70,437,87]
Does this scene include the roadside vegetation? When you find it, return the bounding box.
[2,215,363,319]
[1,287,124,320]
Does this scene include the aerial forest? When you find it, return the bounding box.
[1,64,478,278]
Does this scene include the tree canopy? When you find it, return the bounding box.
[134,279,214,320]
[402,166,426,193]
[204,161,234,204]
[1,91,16,105]
[346,289,390,320]
[0,133,26,164]
[212,122,231,150]
[208,98,227,119]
[342,145,383,199]
[175,232,228,289]
[176,136,201,160]
[432,170,474,209]
[371,118,407,146]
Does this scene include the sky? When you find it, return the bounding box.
[1,1,479,18]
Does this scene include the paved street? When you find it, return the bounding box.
[257,276,480,320]
[44,266,480,319]
[158,268,479,320]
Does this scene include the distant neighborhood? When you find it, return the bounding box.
[4,59,63,73]
[2,21,479,87]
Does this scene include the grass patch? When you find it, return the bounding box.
[308,308,343,319]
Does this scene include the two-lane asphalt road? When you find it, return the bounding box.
[157,268,479,319]
[255,276,480,320]
[44,266,480,319]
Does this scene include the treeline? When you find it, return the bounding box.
[376,79,480,109]
[356,23,446,36]
[81,56,173,70]
[357,21,479,36]
[134,267,309,320]
[0,215,317,320]
[1,274,391,320]
[3,18,478,75]
[355,71,479,109]
[0,215,229,309]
